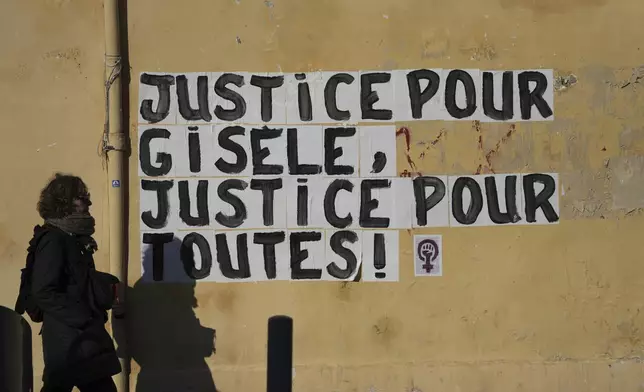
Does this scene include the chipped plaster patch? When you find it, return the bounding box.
[610,155,644,209]
[554,73,578,92]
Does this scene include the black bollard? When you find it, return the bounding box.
[0,305,33,392]
[266,315,293,392]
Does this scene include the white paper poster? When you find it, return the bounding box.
[137,68,558,283]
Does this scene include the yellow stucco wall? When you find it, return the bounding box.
[0,1,110,390]
[3,0,644,391]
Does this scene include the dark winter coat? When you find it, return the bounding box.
[31,225,121,386]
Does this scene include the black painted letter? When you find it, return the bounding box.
[139,128,173,177]
[141,179,174,229]
[413,176,446,226]
[253,232,286,280]
[176,74,212,122]
[359,179,391,228]
[251,127,284,175]
[327,231,359,280]
[215,233,251,279]
[324,179,354,229]
[215,179,248,228]
[180,232,213,280]
[250,178,283,226]
[324,127,356,175]
[360,72,393,120]
[325,73,354,121]
[188,129,201,173]
[296,73,312,121]
[523,174,559,223]
[407,69,440,119]
[140,73,175,123]
[483,71,513,121]
[485,176,521,224]
[178,180,210,226]
[445,70,477,119]
[215,126,248,174]
[451,177,483,225]
[142,232,174,282]
[297,180,308,226]
[214,73,247,121]
[518,71,553,120]
[250,75,285,122]
[287,128,322,175]
[290,232,322,280]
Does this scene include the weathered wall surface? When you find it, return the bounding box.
[2,0,644,391]
[0,0,108,389]
[127,0,644,391]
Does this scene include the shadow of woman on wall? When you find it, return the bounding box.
[115,236,218,392]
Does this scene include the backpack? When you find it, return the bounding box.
[14,225,50,323]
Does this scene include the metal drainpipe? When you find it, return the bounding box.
[103,0,129,391]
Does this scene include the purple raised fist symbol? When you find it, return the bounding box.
[417,239,439,273]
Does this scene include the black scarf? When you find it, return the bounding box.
[45,213,98,253]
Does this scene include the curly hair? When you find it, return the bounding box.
[37,172,91,220]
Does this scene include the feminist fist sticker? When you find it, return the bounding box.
[414,235,442,276]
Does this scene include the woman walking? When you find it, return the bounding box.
[30,173,121,392]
